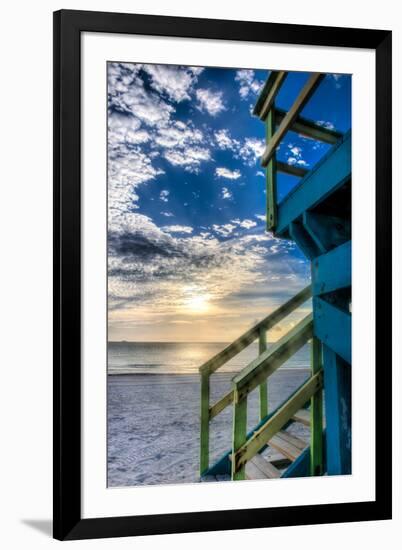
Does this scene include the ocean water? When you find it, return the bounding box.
[108,341,310,375]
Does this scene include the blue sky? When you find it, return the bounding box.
[107,63,351,342]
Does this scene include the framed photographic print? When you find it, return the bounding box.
[53,9,392,541]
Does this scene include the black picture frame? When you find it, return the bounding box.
[53,9,392,541]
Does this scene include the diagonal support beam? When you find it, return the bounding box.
[275,108,343,144]
[261,73,325,167]
[259,71,288,120]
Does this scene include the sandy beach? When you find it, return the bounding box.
[108,369,310,487]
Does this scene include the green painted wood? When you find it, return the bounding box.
[233,371,323,471]
[310,337,324,476]
[199,285,311,375]
[259,72,288,120]
[266,107,277,230]
[200,372,210,475]
[275,108,342,144]
[253,71,283,117]
[277,160,308,178]
[261,73,324,167]
[233,313,314,401]
[209,389,233,419]
[259,328,268,420]
[231,390,247,480]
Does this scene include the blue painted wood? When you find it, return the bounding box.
[281,431,327,478]
[313,297,351,364]
[276,131,351,235]
[312,241,351,296]
[322,346,351,475]
[303,212,351,254]
[289,221,320,259]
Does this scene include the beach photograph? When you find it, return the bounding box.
[107,62,352,486]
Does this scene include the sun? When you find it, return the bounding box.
[183,292,211,313]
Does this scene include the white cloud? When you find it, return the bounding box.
[212,223,237,237]
[238,138,265,165]
[221,187,233,200]
[195,88,226,116]
[160,190,170,202]
[286,143,309,167]
[231,218,257,229]
[161,211,174,217]
[214,129,239,151]
[164,146,211,172]
[235,69,264,100]
[316,120,336,130]
[215,167,241,180]
[163,225,194,234]
[143,65,203,103]
[255,214,266,221]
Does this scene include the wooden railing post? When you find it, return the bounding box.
[266,106,277,231]
[231,390,247,481]
[259,327,268,420]
[310,337,323,475]
[200,371,210,475]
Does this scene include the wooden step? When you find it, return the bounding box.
[292,409,310,426]
[246,455,281,480]
[268,431,308,461]
[265,453,291,469]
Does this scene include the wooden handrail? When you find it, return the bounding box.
[208,312,313,420]
[199,285,311,375]
[261,73,325,167]
[233,313,313,401]
[232,370,323,474]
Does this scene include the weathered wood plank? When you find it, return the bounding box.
[292,409,311,426]
[233,313,314,401]
[246,460,269,480]
[252,454,281,478]
[200,372,210,475]
[261,73,325,167]
[310,337,324,476]
[259,328,268,420]
[233,371,323,471]
[277,160,308,178]
[276,430,308,451]
[199,285,311,375]
[209,390,233,420]
[269,435,304,462]
[275,108,343,144]
[231,389,247,481]
[253,71,282,117]
[259,72,288,120]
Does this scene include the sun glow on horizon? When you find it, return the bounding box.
[182,288,212,313]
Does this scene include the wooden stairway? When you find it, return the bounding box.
[246,425,308,480]
[199,70,351,482]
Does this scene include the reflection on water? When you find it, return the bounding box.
[108,341,310,375]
